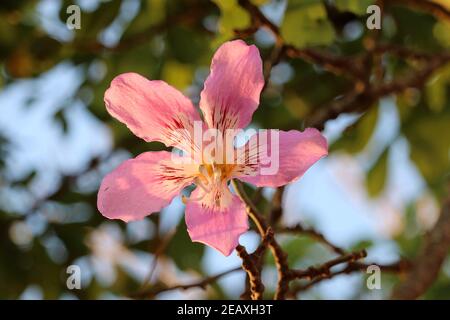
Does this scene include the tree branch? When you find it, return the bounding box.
[305,53,450,129]
[389,0,450,21]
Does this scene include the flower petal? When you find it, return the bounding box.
[104,72,202,152]
[98,151,196,222]
[236,128,328,187]
[185,187,249,256]
[200,40,264,132]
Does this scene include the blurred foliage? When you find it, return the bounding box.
[0,0,449,300]
[335,0,374,15]
[282,0,335,47]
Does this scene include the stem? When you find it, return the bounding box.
[231,179,291,299]
[231,179,266,235]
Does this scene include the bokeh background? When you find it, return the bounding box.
[1,0,450,299]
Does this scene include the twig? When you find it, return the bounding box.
[289,260,410,296]
[289,250,367,280]
[284,45,366,81]
[263,43,285,87]
[277,223,345,255]
[131,266,242,299]
[237,0,281,41]
[138,227,177,293]
[232,179,291,299]
[389,0,450,21]
[306,54,450,129]
[374,43,450,61]
[269,186,285,225]
[236,228,274,300]
[236,245,265,300]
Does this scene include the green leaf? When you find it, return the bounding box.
[166,222,205,272]
[425,63,450,112]
[167,25,209,63]
[404,111,450,189]
[54,109,69,134]
[123,0,166,36]
[350,239,373,252]
[162,60,193,90]
[284,92,310,119]
[366,147,389,197]
[394,205,422,258]
[11,170,36,187]
[265,237,315,266]
[331,104,379,154]
[250,0,270,5]
[212,0,250,46]
[281,1,335,48]
[424,274,450,299]
[433,20,450,48]
[335,0,375,15]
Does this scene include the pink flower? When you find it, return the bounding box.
[97,40,328,256]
